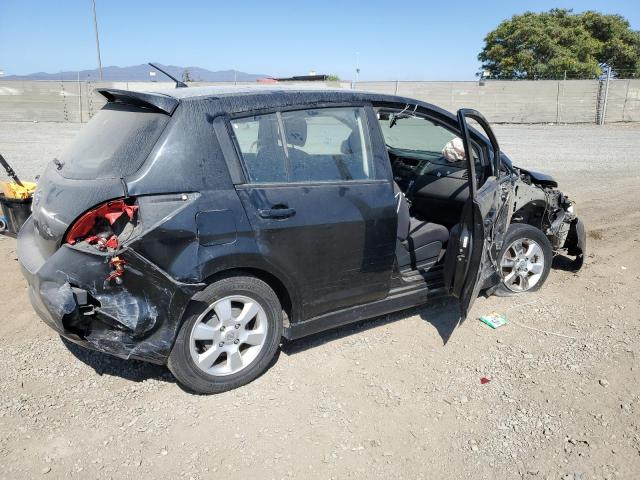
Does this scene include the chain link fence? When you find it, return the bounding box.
[0,78,638,124]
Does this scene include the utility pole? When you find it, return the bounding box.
[599,65,611,125]
[77,71,83,123]
[92,0,103,81]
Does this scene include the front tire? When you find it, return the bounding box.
[494,223,553,297]
[168,275,283,394]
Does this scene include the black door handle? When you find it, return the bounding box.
[258,207,296,219]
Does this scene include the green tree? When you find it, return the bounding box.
[182,69,193,83]
[478,9,640,79]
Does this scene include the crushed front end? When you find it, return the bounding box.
[510,167,586,270]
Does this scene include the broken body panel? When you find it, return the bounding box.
[508,164,585,269]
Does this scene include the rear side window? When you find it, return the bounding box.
[58,103,170,180]
[230,107,374,183]
[230,113,287,183]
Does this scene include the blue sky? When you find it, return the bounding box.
[1,0,638,80]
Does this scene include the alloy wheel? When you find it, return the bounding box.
[499,238,546,292]
[189,295,268,376]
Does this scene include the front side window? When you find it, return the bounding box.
[378,114,479,168]
[378,112,485,184]
[231,107,374,183]
[381,116,455,157]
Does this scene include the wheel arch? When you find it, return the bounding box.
[199,259,298,325]
[511,200,547,230]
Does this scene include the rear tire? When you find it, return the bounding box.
[168,275,283,394]
[494,223,553,297]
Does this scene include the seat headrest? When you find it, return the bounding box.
[283,116,307,147]
[341,130,362,155]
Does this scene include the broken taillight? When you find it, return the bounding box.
[65,199,138,246]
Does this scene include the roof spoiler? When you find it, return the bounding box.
[97,88,179,115]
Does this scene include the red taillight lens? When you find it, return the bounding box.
[65,199,138,245]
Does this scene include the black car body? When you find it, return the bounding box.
[17,86,585,392]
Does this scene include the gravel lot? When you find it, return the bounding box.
[1,122,639,479]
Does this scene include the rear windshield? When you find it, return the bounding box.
[58,103,170,179]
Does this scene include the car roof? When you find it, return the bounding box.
[97,85,457,125]
[146,84,375,100]
[145,85,455,119]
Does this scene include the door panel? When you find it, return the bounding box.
[446,109,513,316]
[230,106,398,321]
[236,182,397,319]
[457,177,511,314]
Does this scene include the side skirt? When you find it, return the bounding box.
[283,283,448,340]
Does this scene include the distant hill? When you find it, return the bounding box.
[1,63,269,82]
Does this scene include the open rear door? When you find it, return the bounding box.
[444,109,514,317]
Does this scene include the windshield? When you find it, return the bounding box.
[379,115,457,155]
[58,103,170,180]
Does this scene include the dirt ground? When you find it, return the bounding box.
[1,122,639,480]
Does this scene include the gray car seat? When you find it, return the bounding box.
[394,182,449,269]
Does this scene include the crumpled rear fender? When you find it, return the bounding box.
[20,220,203,363]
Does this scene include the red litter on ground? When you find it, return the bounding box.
[480,377,490,385]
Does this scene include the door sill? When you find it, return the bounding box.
[284,282,447,340]
[400,258,440,277]
[398,260,444,283]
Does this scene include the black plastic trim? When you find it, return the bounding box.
[284,284,445,340]
[97,88,179,115]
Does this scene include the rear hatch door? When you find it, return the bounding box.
[27,91,177,260]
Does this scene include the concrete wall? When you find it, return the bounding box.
[602,79,640,123]
[354,80,616,123]
[368,80,640,123]
[1,79,639,124]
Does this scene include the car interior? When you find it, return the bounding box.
[376,107,483,275]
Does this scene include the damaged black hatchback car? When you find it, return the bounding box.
[18,86,585,393]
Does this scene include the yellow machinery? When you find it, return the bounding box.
[1,152,36,236]
[0,152,36,199]
[1,180,37,200]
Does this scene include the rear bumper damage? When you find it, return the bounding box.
[18,217,203,364]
